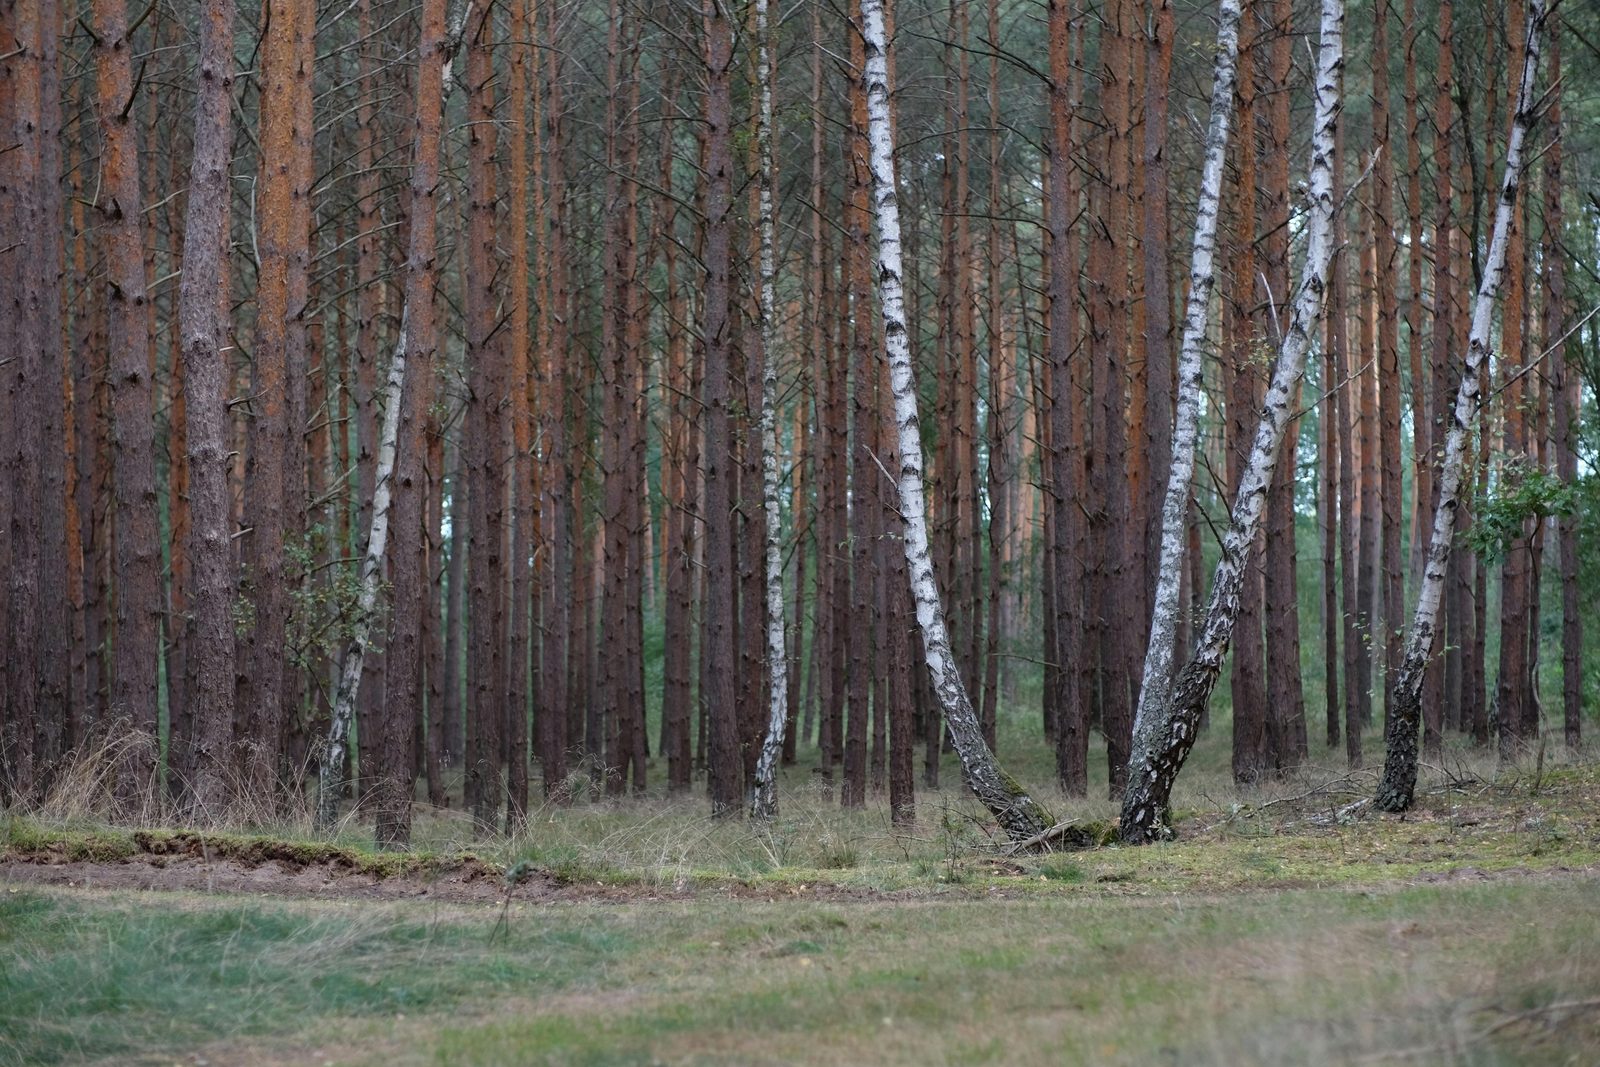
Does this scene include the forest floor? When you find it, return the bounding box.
[3,726,1599,1065]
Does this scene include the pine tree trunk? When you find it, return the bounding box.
[1261,0,1305,768]
[539,18,571,798]
[701,0,741,816]
[1225,25,1266,783]
[1090,0,1136,797]
[1046,0,1086,797]
[1140,0,1176,639]
[1372,0,1405,724]
[177,0,236,815]
[1495,0,1534,762]
[465,0,505,832]
[599,0,633,797]
[237,0,307,801]
[504,0,534,830]
[1546,30,1577,751]
[1320,292,1341,751]
[4,0,70,800]
[1428,0,1456,746]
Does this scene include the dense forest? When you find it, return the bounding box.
[2,0,1596,849]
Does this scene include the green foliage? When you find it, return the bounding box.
[284,522,376,671]
[1464,462,1581,563]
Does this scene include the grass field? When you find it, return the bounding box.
[3,720,1598,1066]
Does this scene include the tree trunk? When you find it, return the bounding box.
[1373,0,1546,812]
[843,0,875,809]
[1225,20,1265,784]
[701,0,741,817]
[538,13,570,798]
[1430,0,1456,745]
[860,0,1051,843]
[504,0,534,830]
[176,0,236,815]
[1546,30,1577,751]
[1090,0,1136,797]
[1140,0,1176,643]
[1046,0,1086,797]
[318,308,412,831]
[1495,0,1534,763]
[1130,0,1243,776]
[750,0,790,820]
[1372,0,1404,726]
[1120,0,1342,843]
[464,0,504,833]
[237,0,308,801]
[3,0,70,800]
[1261,0,1304,769]
[321,0,447,843]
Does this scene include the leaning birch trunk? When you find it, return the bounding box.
[1132,0,1244,739]
[861,0,1051,842]
[317,308,409,829]
[1374,0,1547,813]
[316,3,465,830]
[750,0,789,819]
[1119,0,1343,844]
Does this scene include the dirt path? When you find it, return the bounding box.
[5,836,1592,907]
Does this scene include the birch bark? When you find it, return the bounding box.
[860,0,1050,842]
[1374,0,1547,812]
[1120,0,1343,843]
[317,0,450,832]
[750,0,789,820]
[317,313,409,829]
[1130,0,1243,755]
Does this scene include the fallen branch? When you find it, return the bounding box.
[1001,820,1103,856]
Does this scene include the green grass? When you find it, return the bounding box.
[0,889,632,1065]
[5,712,1600,1064]
[2,878,1597,1066]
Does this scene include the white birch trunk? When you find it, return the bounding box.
[317,307,408,829]
[1132,0,1244,750]
[750,0,789,820]
[861,0,1051,842]
[1119,0,1343,843]
[1374,0,1547,812]
[315,15,468,829]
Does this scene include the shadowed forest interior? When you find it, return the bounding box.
[2,0,1598,849]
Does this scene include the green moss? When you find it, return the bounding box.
[1,822,139,862]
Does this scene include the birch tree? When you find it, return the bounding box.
[750,0,789,820]
[1132,0,1244,751]
[860,0,1051,843]
[1373,0,1547,813]
[317,0,451,836]
[1120,0,1343,844]
[317,312,410,830]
